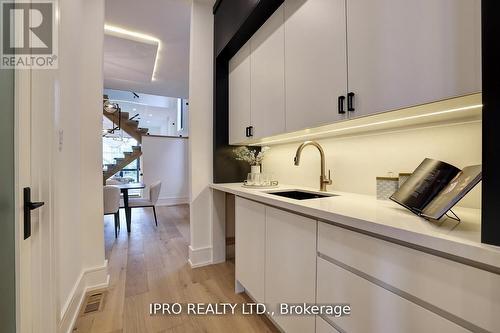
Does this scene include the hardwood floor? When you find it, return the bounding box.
[73,205,278,333]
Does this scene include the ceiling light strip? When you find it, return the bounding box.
[104,24,161,82]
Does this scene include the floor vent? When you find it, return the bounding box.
[82,292,105,315]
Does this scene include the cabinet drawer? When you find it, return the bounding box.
[318,222,500,332]
[316,316,339,333]
[317,257,468,333]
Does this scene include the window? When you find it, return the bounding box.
[103,137,140,183]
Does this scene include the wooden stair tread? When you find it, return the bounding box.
[103,150,142,182]
[103,111,143,143]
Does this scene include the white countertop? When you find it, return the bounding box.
[210,183,500,270]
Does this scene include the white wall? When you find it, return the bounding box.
[263,120,482,209]
[142,136,189,205]
[54,0,108,331]
[188,0,214,267]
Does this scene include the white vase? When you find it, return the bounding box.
[251,165,261,174]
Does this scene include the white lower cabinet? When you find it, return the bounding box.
[316,257,468,333]
[234,197,497,333]
[235,197,266,302]
[265,207,317,333]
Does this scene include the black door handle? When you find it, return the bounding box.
[248,126,253,137]
[347,92,355,112]
[338,95,346,114]
[23,187,45,240]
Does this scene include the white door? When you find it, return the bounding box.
[229,41,252,145]
[16,56,57,333]
[250,4,286,139]
[347,0,481,118]
[284,0,348,132]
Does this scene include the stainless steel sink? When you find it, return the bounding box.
[266,190,338,200]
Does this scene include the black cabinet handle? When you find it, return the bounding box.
[248,126,254,137]
[23,187,45,240]
[245,127,249,137]
[347,92,355,112]
[338,95,346,114]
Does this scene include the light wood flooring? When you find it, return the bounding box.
[72,205,278,333]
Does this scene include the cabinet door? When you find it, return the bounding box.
[265,207,316,333]
[229,41,251,145]
[347,0,481,118]
[284,0,348,132]
[235,197,265,302]
[251,4,285,139]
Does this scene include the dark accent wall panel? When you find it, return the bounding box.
[214,0,260,57]
[481,0,500,246]
[213,56,250,182]
[213,0,283,183]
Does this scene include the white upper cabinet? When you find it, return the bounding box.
[229,41,251,145]
[346,0,481,118]
[250,5,286,139]
[228,0,482,143]
[284,0,348,132]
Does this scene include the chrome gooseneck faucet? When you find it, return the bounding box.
[294,141,332,192]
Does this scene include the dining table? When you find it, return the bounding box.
[115,182,145,232]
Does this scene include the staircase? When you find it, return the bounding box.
[102,99,149,183]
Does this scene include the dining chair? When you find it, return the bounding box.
[103,185,121,238]
[127,181,162,226]
[106,179,122,185]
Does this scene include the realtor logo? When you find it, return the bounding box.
[1,0,58,69]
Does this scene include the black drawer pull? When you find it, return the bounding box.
[347,92,355,112]
[338,95,346,114]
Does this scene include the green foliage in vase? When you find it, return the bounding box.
[233,146,270,166]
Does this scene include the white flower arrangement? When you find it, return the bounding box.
[233,146,270,166]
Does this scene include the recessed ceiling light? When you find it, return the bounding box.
[132,108,137,111]
[104,24,161,82]
[149,114,153,117]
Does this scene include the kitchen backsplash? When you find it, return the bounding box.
[262,120,481,209]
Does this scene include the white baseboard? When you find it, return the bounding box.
[59,260,109,333]
[156,196,189,206]
[188,245,213,268]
